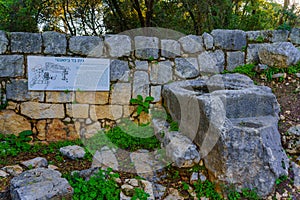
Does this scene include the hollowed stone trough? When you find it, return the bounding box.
[162,73,289,196]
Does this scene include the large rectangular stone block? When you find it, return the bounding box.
[90,105,122,120]
[46,92,74,103]
[69,36,103,57]
[111,83,131,105]
[0,31,8,54]
[76,92,109,104]
[21,102,65,119]
[6,79,44,101]
[211,29,246,51]
[135,36,159,59]
[0,55,24,77]
[11,32,42,53]
[42,31,67,55]
[66,104,89,118]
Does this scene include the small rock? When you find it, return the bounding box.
[292,162,300,189]
[164,188,184,200]
[2,165,23,177]
[287,125,300,136]
[272,73,286,79]
[280,115,286,120]
[121,184,134,196]
[190,172,199,185]
[153,184,166,200]
[0,170,9,178]
[21,157,48,168]
[199,173,207,182]
[296,73,300,78]
[125,179,139,187]
[48,165,59,170]
[60,145,86,160]
[85,118,92,125]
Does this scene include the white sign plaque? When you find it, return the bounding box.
[28,56,110,91]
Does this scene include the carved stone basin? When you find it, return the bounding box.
[162,73,289,196]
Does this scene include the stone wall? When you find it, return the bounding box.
[0,29,300,141]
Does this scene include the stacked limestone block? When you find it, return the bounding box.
[0,29,300,141]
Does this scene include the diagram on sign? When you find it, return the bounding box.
[29,62,70,88]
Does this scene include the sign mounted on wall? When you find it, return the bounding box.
[27,56,110,91]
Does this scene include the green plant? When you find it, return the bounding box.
[263,67,285,81]
[84,124,160,152]
[277,22,291,31]
[241,188,260,200]
[223,64,257,78]
[194,180,222,200]
[0,100,8,110]
[0,130,33,157]
[131,188,150,200]
[255,35,265,43]
[130,95,154,116]
[288,63,300,74]
[275,175,288,185]
[67,168,120,200]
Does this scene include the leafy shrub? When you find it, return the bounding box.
[130,95,154,116]
[67,168,120,200]
[194,180,222,200]
[131,188,150,200]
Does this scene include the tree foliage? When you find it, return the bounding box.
[0,0,299,35]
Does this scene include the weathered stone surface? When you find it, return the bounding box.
[0,31,8,54]
[291,162,300,189]
[76,91,109,104]
[121,179,155,200]
[92,148,119,170]
[179,35,204,54]
[211,29,246,50]
[246,43,265,63]
[60,145,85,160]
[0,169,9,178]
[69,36,103,56]
[42,31,67,54]
[0,110,31,135]
[110,60,130,81]
[133,71,149,98]
[258,42,300,68]
[105,35,131,57]
[161,39,181,58]
[287,125,300,136]
[290,28,300,45]
[123,105,135,118]
[46,91,74,103]
[135,36,159,59]
[7,79,44,101]
[226,51,245,71]
[2,165,23,177]
[36,120,47,140]
[21,157,48,168]
[247,30,269,42]
[202,32,214,50]
[21,102,64,119]
[164,188,184,200]
[175,57,199,79]
[90,105,123,120]
[111,83,132,104]
[47,119,67,141]
[10,168,73,200]
[0,55,24,77]
[81,121,102,138]
[151,86,162,102]
[198,50,225,73]
[271,30,289,42]
[163,131,200,168]
[11,32,42,53]
[162,73,289,196]
[135,60,148,70]
[66,104,89,118]
[150,61,172,84]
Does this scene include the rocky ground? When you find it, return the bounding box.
[0,73,300,200]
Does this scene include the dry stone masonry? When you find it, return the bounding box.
[0,28,299,198]
[0,29,300,139]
